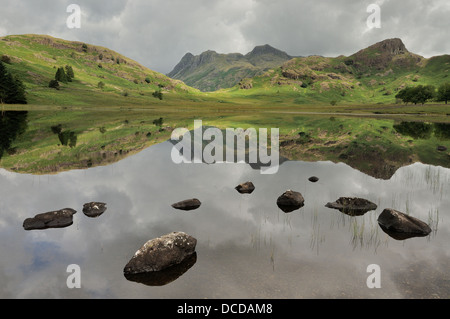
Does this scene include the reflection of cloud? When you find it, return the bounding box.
[0,142,449,298]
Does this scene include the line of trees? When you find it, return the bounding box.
[49,65,75,90]
[396,83,450,105]
[0,61,27,104]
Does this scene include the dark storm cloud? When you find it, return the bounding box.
[0,0,449,74]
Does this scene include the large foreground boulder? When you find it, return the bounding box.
[325,197,377,216]
[23,208,77,230]
[277,190,305,213]
[123,232,197,275]
[172,199,202,211]
[83,202,107,218]
[378,209,432,240]
[124,252,197,286]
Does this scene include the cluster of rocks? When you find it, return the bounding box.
[123,177,317,281]
[124,174,431,285]
[25,174,431,286]
[22,202,107,231]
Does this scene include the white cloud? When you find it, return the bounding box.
[0,0,448,73]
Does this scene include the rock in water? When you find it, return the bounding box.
[23,208,77,230]
[124,252,197,286]
[309,176,319,183]
[83,202,107,218]
[123,232,197,275]
[235,182,255,194]
[325,197,377,216]
[378,209,432,238]
[277,190,305,213]
[172,199,202,211]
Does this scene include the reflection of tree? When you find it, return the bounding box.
[434,123,450,140]
[0,111,28,159]
[393,122,433,140]
[50,124,77,148]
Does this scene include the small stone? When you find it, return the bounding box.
[172,199,202,211]
[309,176,319,183]
[277,190,305,213]
[23,208,77,230]
[82,202,107,218]
[378,209,431,239]
[235,182,255,194]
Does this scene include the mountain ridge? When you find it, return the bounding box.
[167,44,295,92]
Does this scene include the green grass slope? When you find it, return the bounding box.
[224,38,450,106]
[0,34,199,106]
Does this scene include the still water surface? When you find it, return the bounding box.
[0,141,449,298]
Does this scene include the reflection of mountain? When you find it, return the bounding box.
[168,126,289,171]
[0,111,28,159]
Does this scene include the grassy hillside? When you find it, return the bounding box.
[0,34,199,106]
[223,39,450,106]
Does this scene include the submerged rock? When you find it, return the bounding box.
[172,199,202,211]
[23,208,77,230]
[123,232,197,275]
[124,252,197,286]
[277,190,305,213]
[235,182,255,194]
[378,209,432,240]
[325,197,377,216]
[309,176,319,183]
[83,202,107,218]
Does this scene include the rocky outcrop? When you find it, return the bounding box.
[277,190,305,213]
[123,232,197,275]
[172,199,202,211]
[325,197,377,216]
[235,182,255,194]
[350,38,423,71]
[82,202,107,218]
[378,209,432,240]
[23,208,77,230]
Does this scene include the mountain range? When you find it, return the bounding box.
[167,44,296,92]
[0,34,449,106]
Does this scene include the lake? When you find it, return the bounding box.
[0,137,449,299]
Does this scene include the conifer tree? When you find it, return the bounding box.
[0,61,27,104]
[55,67,68,83]
[65,65,74,82]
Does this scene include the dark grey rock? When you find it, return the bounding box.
[378,209,432,239]
[23,208,77,230]
[437,146,447,152]
[277,190,305,213]
[172,199,201,211]
[123,232,197,275]
[235,182,255,194]
[83,202,107,218]
[124,252,197,286]
[325,197,377,216]
[309,176,319,183]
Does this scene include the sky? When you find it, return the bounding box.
[0,0,449,74]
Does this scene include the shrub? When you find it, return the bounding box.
[49,79,60,90]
